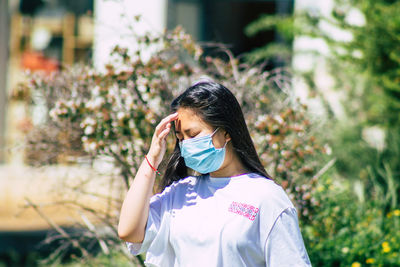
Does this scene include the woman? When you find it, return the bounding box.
[118,81,312,266]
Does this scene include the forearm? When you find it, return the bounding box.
[118,156,158,243]
[117,112,178,243]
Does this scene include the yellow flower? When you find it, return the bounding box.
[351,262,361,267]
[394,209,400,216]
[366,258,375,264]
[382,241,391,253]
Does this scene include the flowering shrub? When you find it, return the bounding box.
[20,68,93,165]
[24,27,202,187]
[23,24,327,194]
[253,101,331,223]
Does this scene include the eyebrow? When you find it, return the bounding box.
[175,128,197,135]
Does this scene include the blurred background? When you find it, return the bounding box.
[1,0,399,266]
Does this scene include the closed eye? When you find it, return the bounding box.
[189,133,199,138]
[189,131,201,139]
[175,129,201,141]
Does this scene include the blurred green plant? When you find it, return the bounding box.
[38,251,136,267]
[245,0,400,125]
[246,1,400,264]
[244,15,294,64]
[302,171,400,266]
[326,120,400,214]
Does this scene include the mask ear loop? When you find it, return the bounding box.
[211,127,219,136]
[222,139,229,148]
[212,127,229,149]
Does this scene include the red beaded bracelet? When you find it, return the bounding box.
[145,155,161,175]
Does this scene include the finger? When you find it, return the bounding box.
[159,123,172,139]
[155,113,175,132]
[164,112,179,124]
[155,113,178,135]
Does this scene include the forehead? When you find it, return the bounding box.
[174,108,212,131]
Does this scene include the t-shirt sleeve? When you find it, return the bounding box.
[126,193,164,256]
[264,207,312,267]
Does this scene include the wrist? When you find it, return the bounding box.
[145,153,158,168]
[145,154,161,175]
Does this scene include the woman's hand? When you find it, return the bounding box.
[146,112,179,168]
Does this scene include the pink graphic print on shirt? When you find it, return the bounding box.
[228,201,259,221]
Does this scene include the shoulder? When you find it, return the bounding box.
[152,175,200,200]
[236,173,284,194]
[166,175,199,191]
[236,173,295,210]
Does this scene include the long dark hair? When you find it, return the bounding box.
[160,81,272,190]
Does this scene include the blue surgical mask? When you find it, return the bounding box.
[179,128,228,174]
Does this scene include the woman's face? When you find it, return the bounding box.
[174,108,228,149]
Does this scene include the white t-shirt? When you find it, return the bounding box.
[126,173,312,267]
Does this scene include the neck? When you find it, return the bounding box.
[210,153,248,178]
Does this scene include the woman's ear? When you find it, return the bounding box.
[224,131,232,142]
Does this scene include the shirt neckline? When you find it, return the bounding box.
[208,172,250,182]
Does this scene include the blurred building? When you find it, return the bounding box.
[3,0,95,166]
[94,0,292,68]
